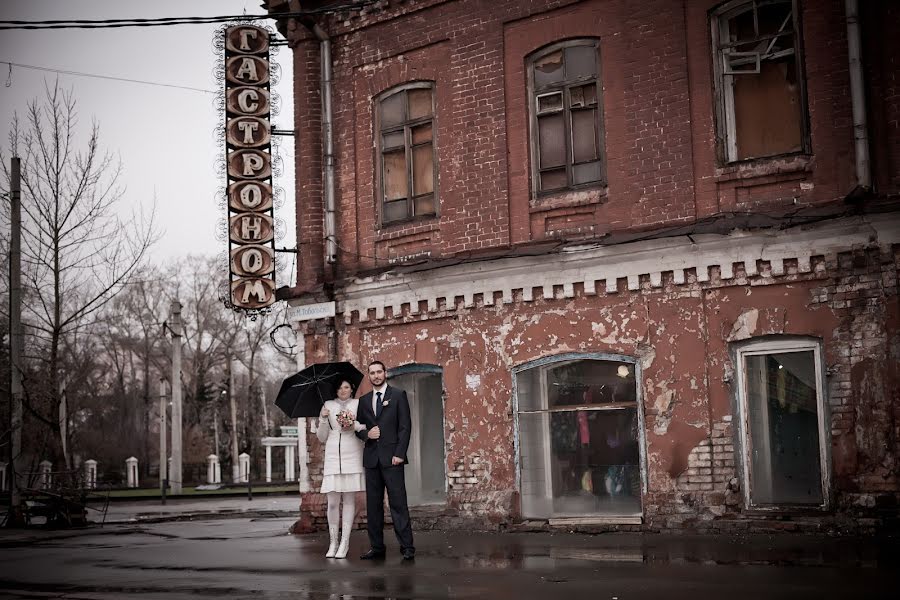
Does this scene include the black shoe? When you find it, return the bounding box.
[360,549,386,560]
[401,550,415,561]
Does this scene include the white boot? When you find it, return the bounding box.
[335,528,351,559]
[325,524,339,558]
[335,492,355,559]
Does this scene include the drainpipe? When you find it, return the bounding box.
[845,0,871,191]
[287,1,337,265]
[312,23,338,265]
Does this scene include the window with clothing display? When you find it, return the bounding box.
[515,356,644,519]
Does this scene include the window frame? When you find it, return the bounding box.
[526,39,607,198]
[710,0,811,164]
[374,81,439,227]
[511,352,648,520]
[733,337,832,511]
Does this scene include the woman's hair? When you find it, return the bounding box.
[335,378,357,396]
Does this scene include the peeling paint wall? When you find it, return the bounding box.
[292,246,899,532]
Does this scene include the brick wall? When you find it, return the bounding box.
[276,0,896,295]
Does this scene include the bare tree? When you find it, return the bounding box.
[1,81,158,467]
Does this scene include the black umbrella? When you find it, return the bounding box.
[275,362,365,418]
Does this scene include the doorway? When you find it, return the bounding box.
[388,367,447,506]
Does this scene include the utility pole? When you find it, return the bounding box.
[227,353,240,483]
[158,378,167,501]
[8,157,24,525]
[168,301,183,494]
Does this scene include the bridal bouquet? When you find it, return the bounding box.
[336,409,355,430]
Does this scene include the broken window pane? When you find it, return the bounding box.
[570,84,597,109]
[380,91,406,128]
[744,351,823,505]
[565,45,597,80]
[758,1,793,37]
[538,113,566,169]
[534,49,564,88]
[717,0,804,162]
[382,149,408,201]
[408,87,433,120]
[383,199,408,223]
[412,143,434,196]
[571,109,599,163]
[517,359,642,519]
[411,123,432,144]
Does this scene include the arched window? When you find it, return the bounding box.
[513,353,645,520]
[527,40,606,195]
[376,83,437,225]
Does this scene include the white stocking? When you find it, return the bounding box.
[325,492,340,557]
[335,492,356,559]
[326,491,341,526]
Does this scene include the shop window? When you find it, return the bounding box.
[376,83,437,225]
[527,40,606,195]
[735,338,829,507]
[712,0,809,162]
[515,356,643,519]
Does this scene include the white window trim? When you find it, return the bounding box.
[734,338,831,511]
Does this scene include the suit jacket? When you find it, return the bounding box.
[355,385,411,468]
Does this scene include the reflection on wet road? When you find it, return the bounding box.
[0,517,896,599]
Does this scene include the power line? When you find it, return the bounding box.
[0,3,379,30]
[2,61,216,94]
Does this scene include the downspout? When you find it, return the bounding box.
[312,23,338,265]
[845,0,871,191]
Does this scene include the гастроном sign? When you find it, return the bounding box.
[225,25,276,310]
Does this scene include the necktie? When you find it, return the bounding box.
[375,391,382,416]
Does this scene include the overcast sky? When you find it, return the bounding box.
[0,0,296,279]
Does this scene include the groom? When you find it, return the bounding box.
[355,360,415,560]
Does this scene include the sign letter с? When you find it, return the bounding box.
[238,89,259,113]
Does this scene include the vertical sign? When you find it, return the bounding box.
[224,25,276,309]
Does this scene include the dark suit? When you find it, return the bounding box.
[355,385,414,554]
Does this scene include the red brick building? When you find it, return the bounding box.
[266,0,899,532]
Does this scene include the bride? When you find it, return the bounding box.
[316,379,366,558]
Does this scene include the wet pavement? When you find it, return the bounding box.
[0,517,897,599]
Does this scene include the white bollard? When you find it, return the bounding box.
[126,457,139,488]
[207,455,222,484]
[238,452,250,483]
[84,459,97,489]
[0,461,7,492]
[39,460,52,489]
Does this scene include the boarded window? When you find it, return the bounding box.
[528,40,605,194]
[713,0,808,162]
[378,84,437,224]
